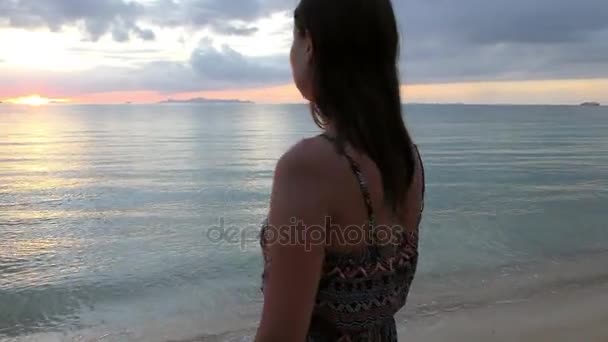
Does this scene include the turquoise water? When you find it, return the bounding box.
[1,104,607,341]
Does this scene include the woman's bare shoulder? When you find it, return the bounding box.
[275,135,336,177]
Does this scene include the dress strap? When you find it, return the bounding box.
[319,134,378,254]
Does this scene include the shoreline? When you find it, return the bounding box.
[182,281,608,342]
[13,250,608,342]
[177,249,608,342]
[400,281,608,341]
[397,249,608,341]
[404,248,608,317]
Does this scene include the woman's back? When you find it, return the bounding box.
[260,133,425,341]
[318,134,425,257]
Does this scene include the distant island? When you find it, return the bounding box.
[580,102,600,107]
[159,97,253,104]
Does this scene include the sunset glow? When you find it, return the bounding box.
[5,95,70,106]
[70,78,606,105]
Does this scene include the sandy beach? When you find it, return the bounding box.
[402,280,608,342]
[168,252,608,342]
[398,250,608,342]
[189,250,608,342]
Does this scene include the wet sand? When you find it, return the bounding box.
[399,250,608,341]
[402,281,608,342]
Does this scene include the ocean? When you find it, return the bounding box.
[1,103,607,341]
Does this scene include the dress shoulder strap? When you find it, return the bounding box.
[318,133,376,228]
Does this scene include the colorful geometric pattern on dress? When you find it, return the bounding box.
[261,134,425,342]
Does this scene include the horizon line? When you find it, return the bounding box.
[0,101,601,107]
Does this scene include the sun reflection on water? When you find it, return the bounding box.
[1,108,90,290]
[2,238,78,258]
[0,108,90,193]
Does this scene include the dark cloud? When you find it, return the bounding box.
[189,40,287,86]
[397,0,608,45]
[145,0,291,35]
[211,22,259,36]
[0,0,289,41]
[0,0,155,41]
[396,0,608,83]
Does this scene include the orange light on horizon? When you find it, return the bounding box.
[3,77,607,105]
[5,94,71,106]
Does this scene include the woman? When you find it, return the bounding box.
[256,0,425,340]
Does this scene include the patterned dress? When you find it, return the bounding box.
[260,134,425,341]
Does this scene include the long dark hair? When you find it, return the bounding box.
[295,0,416,213]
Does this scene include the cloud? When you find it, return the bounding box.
[0,0,290,41]
[211,22,259,36]
[396,0,608,83]
[0,38,290,95]
[145,0,291,36]
[400,0,608,45]
[189,39,287,86]
[1,0,607,91]
[0,0,155,41]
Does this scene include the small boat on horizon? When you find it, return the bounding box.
[580,102,600,107]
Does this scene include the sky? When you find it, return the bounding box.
[0,0,607,104]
